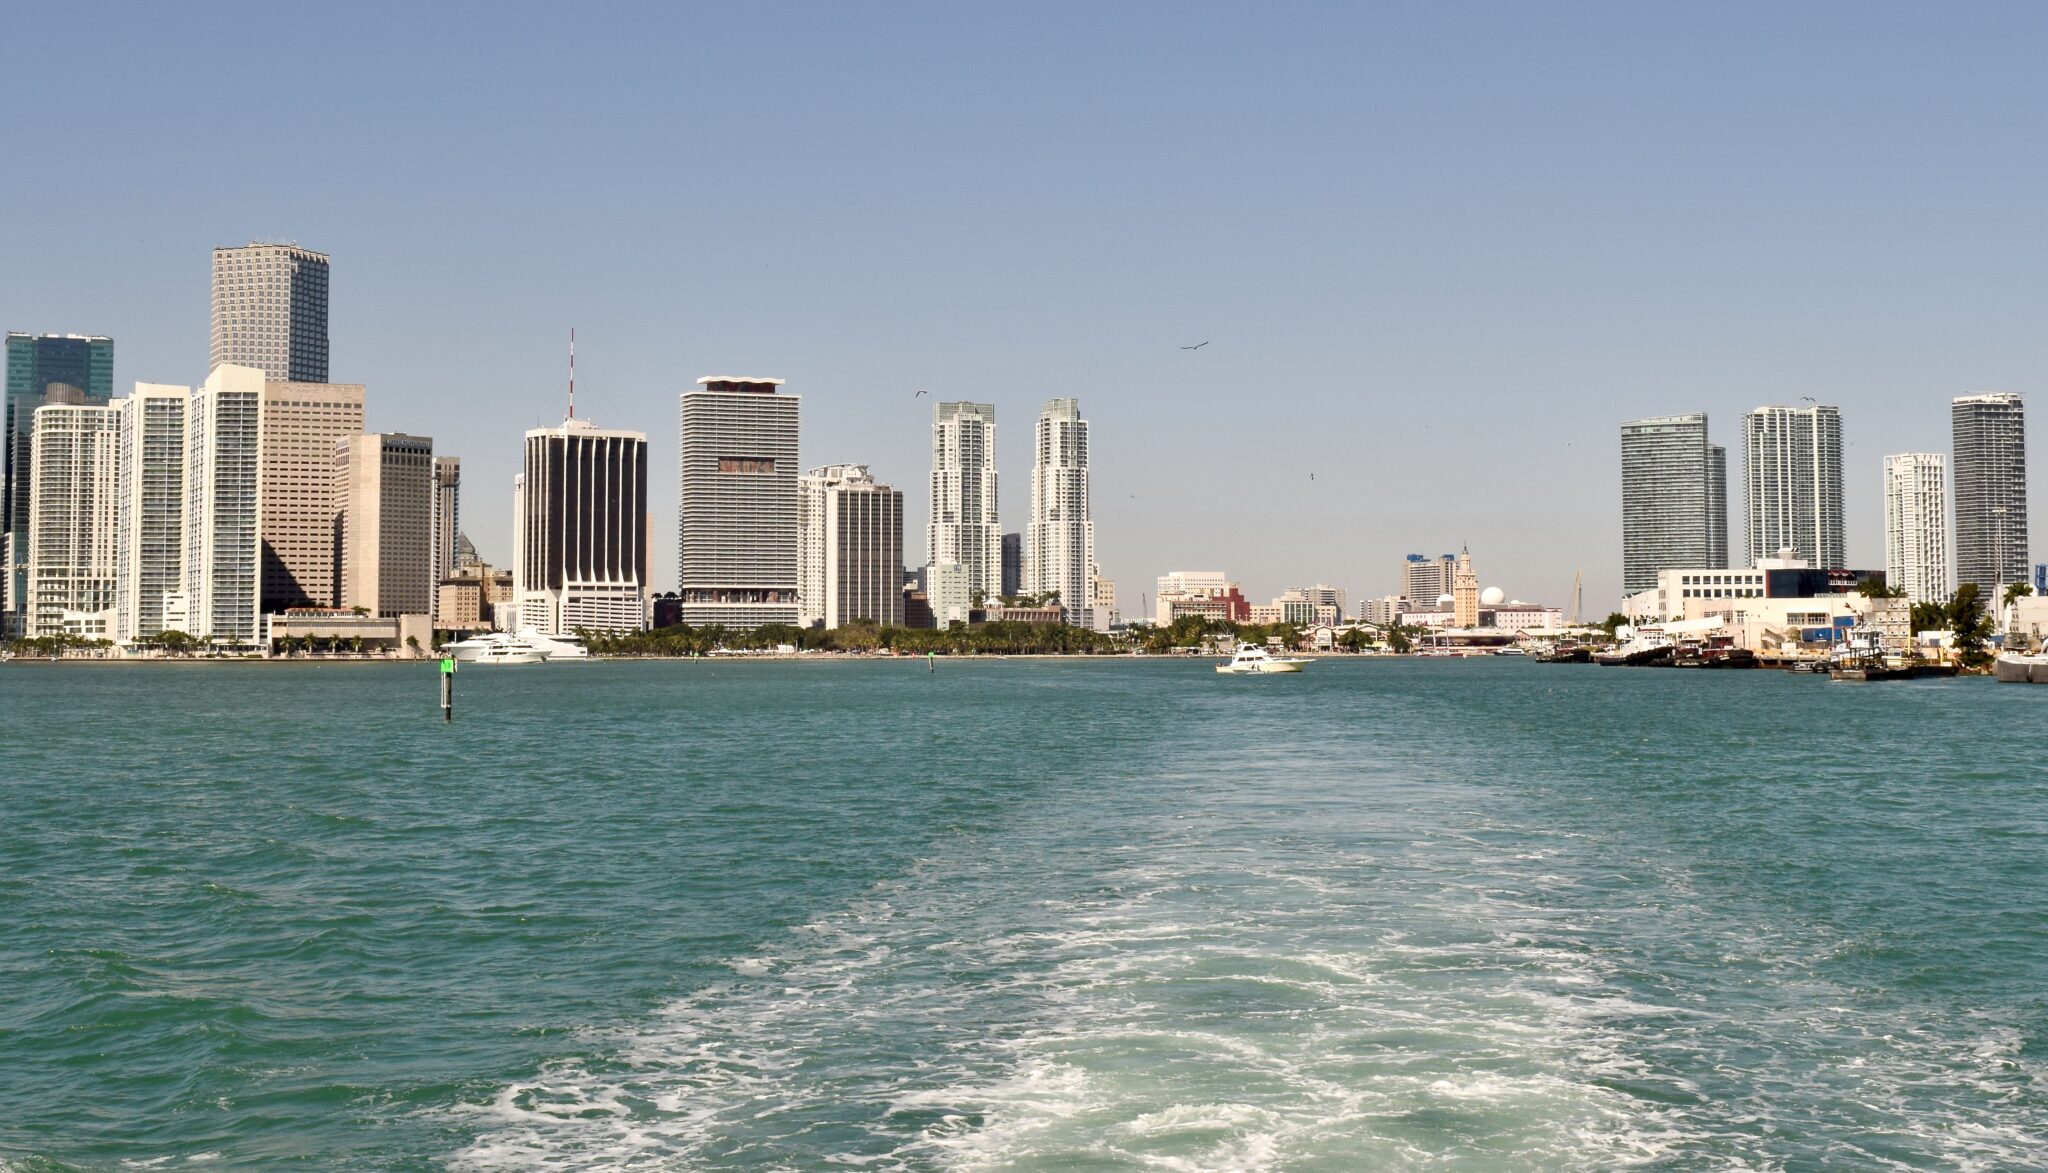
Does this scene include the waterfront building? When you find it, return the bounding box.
[1401,554,1456,604]
[437,562,513,632]
[115,384,191,643]
[1090,575,1117,630]
[1951,393,2027,598]
[185,365,264,644]
[928,401,1000,600]
[1001,532,1022,597]
[1620,413,1728,592]
[337,433,435,619]
[4,332,113,631]
[679,376,799,629]
[258,381,364,610]
[211,242,330,382]
[926,561,971,626]
[1622,552,1888,624]
[1452,547,1479,628]
[798,463,904,629]
[1742,404,1845,569]
[515,418,648,633]
[1026,397,1096,627]
[1160,592,1243,626]
[26,401,121,636]
[432,456,461,618]
[1882,453,1949,606]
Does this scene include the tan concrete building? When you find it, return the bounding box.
[337,433,434,618]
[259,381,363,610]
[432,455,460,617]
[437,562,513,632]
[1452,547,1480,628]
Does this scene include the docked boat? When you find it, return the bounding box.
[1216,645,1309,674]
[1994,653,2048,684]
[516,628,591,660]
[442,632,543,664]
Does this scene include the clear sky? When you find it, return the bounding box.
[6,2,2046,611]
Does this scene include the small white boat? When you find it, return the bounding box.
[1216,645,1309,674]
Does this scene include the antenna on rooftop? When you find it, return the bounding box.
[568,328,576,420]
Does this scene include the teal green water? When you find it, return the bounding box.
[2,659,2044,1170]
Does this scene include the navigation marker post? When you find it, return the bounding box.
[439,655,455,721]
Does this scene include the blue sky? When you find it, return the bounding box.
[6,2,2046,609]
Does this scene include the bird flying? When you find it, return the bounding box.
[914,389,928,397]
[1799,396,1816,402]
[1180,341,1209,350]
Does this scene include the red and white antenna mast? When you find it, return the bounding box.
[568,327,576,420]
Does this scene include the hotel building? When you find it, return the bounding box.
[338,433,436,618]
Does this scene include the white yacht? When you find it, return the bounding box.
[1216,645,1310,674]
[516,628,590,660]
[442,632,541,664]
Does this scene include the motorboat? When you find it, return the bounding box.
[1216,645,1309,674]
[516,628,591,660]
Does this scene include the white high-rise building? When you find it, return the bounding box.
[26,401,122,636]
[1620,413,1728,592]
[798,464,904,629]
[338,433,436,618]
[928,402,1000,601]
[516,418,648,633]
[1026,397,1096,628]
[1743,404,1845,569]
[1951,393,2027,598]
[211,242,330,383]
[116,383,191,643]
[185,365,264,644]
[679,377,800,629]
[1883,453,1949,606]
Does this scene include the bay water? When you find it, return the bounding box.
[1,658,2043,1170]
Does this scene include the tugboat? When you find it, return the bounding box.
[1828,626,1912,682]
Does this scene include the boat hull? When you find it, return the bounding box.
[1995,656,2048,683]
[1216,662,1307,674]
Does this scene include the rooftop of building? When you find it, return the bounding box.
[695,376,786,391]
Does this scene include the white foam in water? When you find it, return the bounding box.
[449,810,2048,1172]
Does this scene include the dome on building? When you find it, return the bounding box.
[1480,586,1506,606]
[1436,593,1454,607]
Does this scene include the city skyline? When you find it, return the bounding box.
[7,7,2048,609]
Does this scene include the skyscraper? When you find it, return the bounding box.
[185,365,264,644]
[211,243,330,382]
[1000,532,1022,598]
[1620,412,1728,592]
[258,380,364,610]
[1743,404,1845,569]
[115,383,190,643]
[4,332,113,630]
[26,401,121,636]
[798,464,904,629]
[338,433,436,618]
[1026,397,1096,627]
[678,376,800,629]
[432,455,461,617]
[1883,453,1949,606]
[929,401,999,600]
[515,417,649,633]
[1401,554,1456,603]
[1951,393,2027,598]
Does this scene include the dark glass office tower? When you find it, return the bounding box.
[4,332,113,627]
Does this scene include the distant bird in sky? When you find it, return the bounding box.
[1180,341,1209,350]
[1310,473,1316,480]
[1799,396,1816,402]
[914,389,928,397]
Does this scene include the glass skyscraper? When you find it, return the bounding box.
[1951,393,2027,599]
[1620,412,1728,592]
[4,332,114,629]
